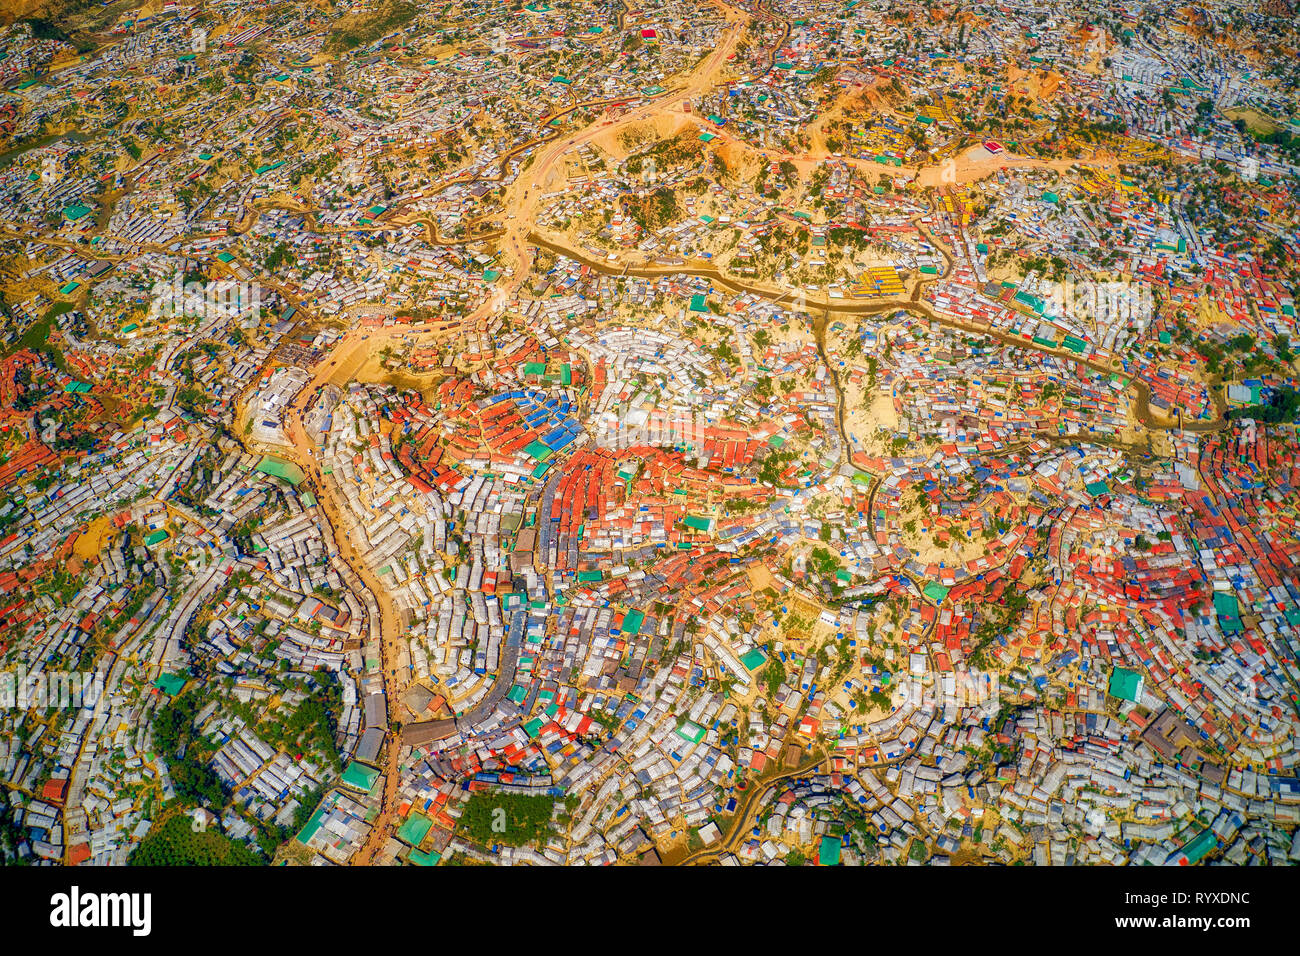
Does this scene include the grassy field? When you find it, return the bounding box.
[1223,106,1283,136]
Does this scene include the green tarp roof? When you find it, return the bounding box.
[1212,591,1239,616]
[1179,828,1218,864]
[396,812,432,846]
[819,835,842,865]
[297,804,327,844]
[1014,290,1046,313]
[341,761,381,793]
[675,720,706,744]
[256,456,305,486]
[923,582,949,602]
[153,673,186,696]
[1214,591,1241,633]
[1108,666,1144,702]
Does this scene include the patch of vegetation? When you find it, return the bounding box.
[22,12,95,54]
[0,800,27,866]
[153,691,225,807]
[1227,385,1300,424]
[6,303,75,376]
[457,791,555,848]
[626,185,680,231]
[757,448,799,487]
[761,660,789,698]
[1232,116,1300,160]
[325,1,418,53]
[129,814,262,866]
[967,590,1031,669]
[263,242,292,271]
[247,675,344,774]
[24,18,71,43]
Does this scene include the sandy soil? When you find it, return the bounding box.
[73,513,119,561]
